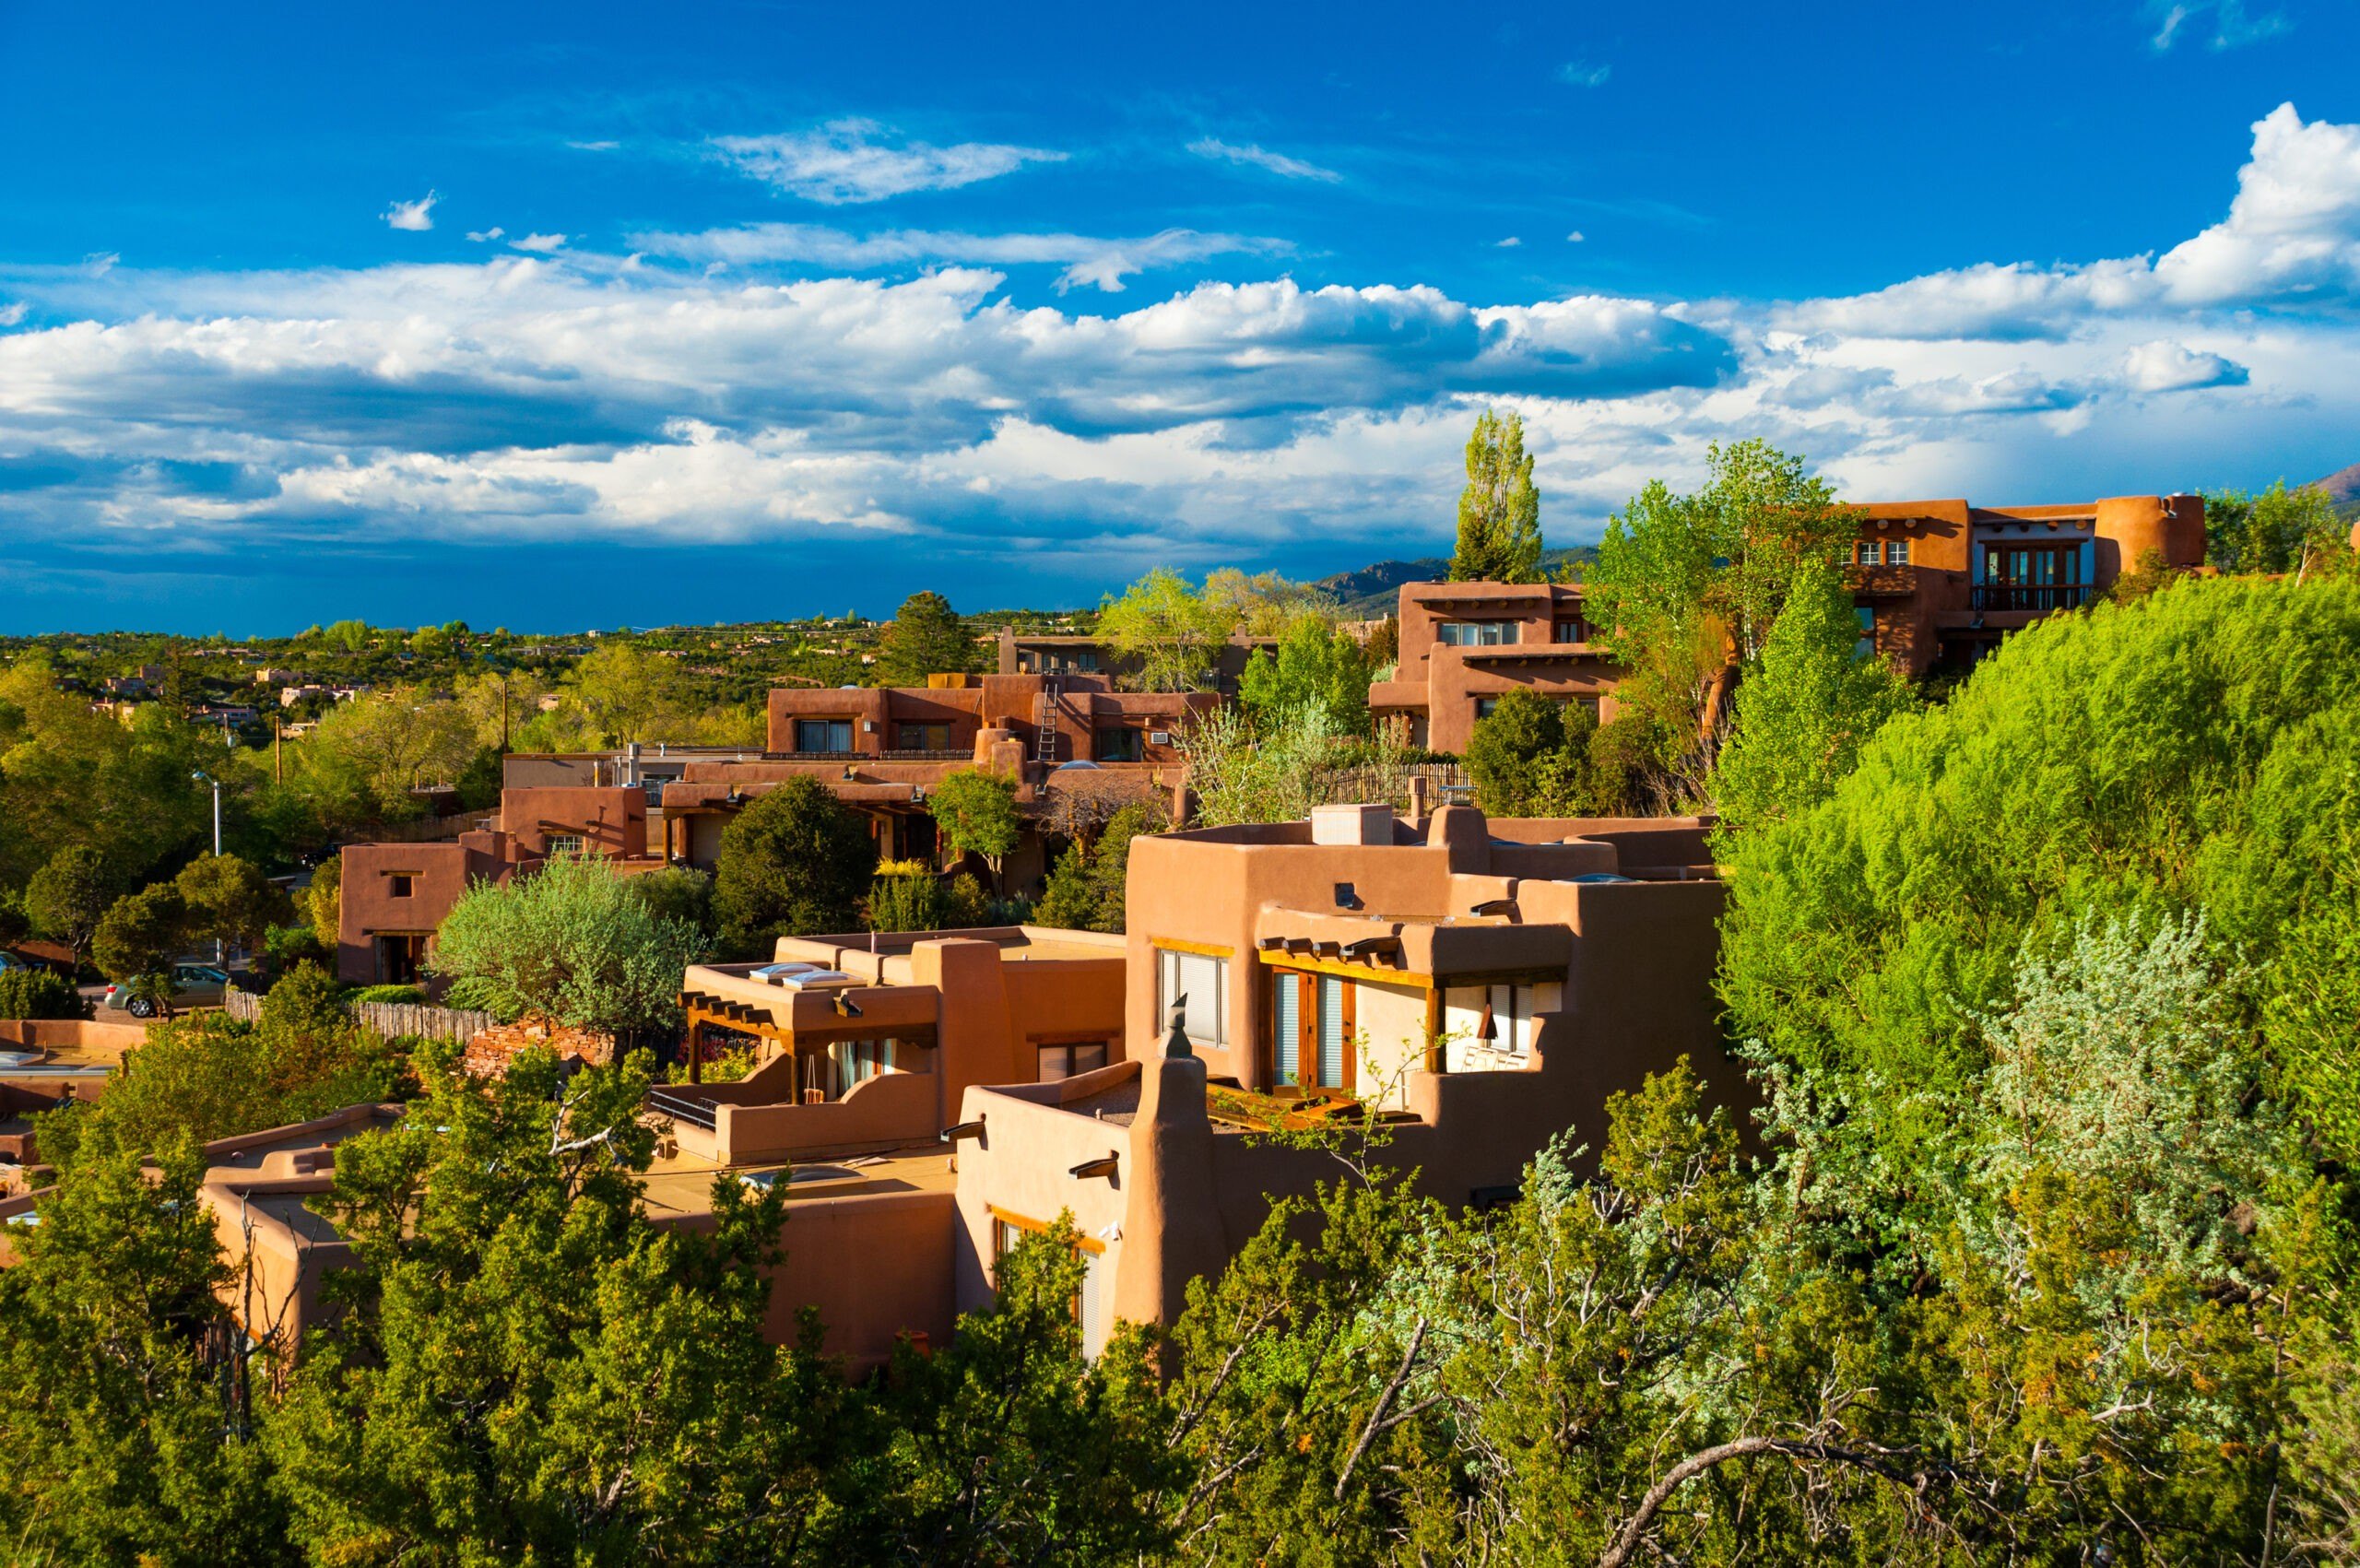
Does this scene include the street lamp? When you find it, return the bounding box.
[193,770,222,962]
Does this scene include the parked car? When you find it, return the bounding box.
[100,962,248,1019]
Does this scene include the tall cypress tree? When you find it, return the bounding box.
[1450,408,1543,583]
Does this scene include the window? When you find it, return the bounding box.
[545,834,584,858]
[829,1035,898,1092]
[1890,537,1910,565]
[1156,949,1228,1048]
[388,874,414,898]
[1095,726,1144,762]
[1984,544,2082,586]
[795,718,855,752]
[897,722,952,750]
[1437,620,1519,647]
[1444,982,1554,1069]
[1035,1040,1110,1082]
[991,1208,1110,1351]
[1270,969,1353,1091]
[1553,616,1591,643]
[1854,607,1875,660]
[1475,698,1499,720]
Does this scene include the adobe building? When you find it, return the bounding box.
[1368,491,2205,752]
[950,803,1732,1355]
[1369,581,1617,753]
[188,926,1130,1373]
[336,784,664,984]
[996,626,1277,694]
[1846,492,2206,673]
[659,925,1128,1165]
[662,672,1210,887]
[183,801,1731,1375]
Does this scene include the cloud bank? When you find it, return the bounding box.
[0,104,2354,599]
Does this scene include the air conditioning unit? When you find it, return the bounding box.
[1149,730,1172,746]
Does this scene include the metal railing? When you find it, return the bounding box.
[1972,584,2092,613]
[647,1086,719,1130]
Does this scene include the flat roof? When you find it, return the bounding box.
[638,1143,958,1220]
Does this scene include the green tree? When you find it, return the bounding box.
[25,843,115,973]
[1583,440,1858,794]
[1709,556,1912,835]
[876,590,978,685]
[928,768,1022,893]
[266,1048,841,1564]
[1198,568,1338,637]
[0,965,89,1020]
[295,687,479,827]
[1465,688,1588,817]
[305,852,342,937]
[1717,573,2360,1183]
[856,1219,1178,1562]
[1034,802,1155,933]
[1096,567,1235,692]
[0,1123,292,1565]
[1450,407,1543,583]
[92,882,188,992]
[0,885,28,949]
[174,852,293,960]
[1238,614,1375,736]
[429,853,709,1042]
[712,777,879,957]
[2203,478,2349,576]
[624,863,715,941]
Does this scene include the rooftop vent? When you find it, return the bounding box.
[1310,803,1391,846]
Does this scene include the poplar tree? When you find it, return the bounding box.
[1449,408,1543,584]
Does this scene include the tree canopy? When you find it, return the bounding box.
[712,778,879,957]
[429,852,710,1041]
[1095,568,1235,693]
[1450,407,1543,583]
[876,591,978,686]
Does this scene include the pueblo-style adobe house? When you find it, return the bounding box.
[336,670,1207,984]
[206,801,1731,1371]
[1374,491,2205,752]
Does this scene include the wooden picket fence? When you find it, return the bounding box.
[222,987,493,1044]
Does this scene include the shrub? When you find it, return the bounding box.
[712,778,877,957]
[264,923,332,976]
[347,984,428,1007]
[0,966,90,1020]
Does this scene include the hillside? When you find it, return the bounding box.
[1313,546,1598,619]
[2308,461,2360,516]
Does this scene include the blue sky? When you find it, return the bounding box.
[2,0,2356,632]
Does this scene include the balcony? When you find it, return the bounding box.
[1972,584,2092,613]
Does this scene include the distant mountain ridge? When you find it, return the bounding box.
[1313,546,1599,619]
[2308,462,2360,515]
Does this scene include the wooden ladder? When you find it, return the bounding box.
[1032,678,1060,763]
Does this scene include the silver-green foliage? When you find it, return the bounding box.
[429,852,708,1038]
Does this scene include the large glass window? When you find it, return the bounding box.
[1095,726,1144,762]
[1270,969,1353,1091]
[795,718,855,752]
[1553,616,1592,643]
[1156,949,1228,1048]
[1437,620,1520,647]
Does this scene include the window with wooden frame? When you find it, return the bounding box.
[988,1206,1111,1351]
[1268,968,1354,1091]
[545,833,585,857]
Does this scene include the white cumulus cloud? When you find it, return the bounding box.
[382,192,439,231]
[511,233,568,253]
